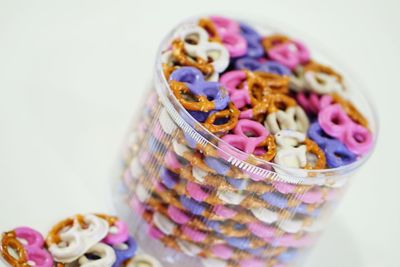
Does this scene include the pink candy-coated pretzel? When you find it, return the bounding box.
[220,70,267,121]
[134,168,321,238]
[272,181,336,204]
[297,91,369,128]
[138,131,337,206]
[145,221,285,263]
[131,171,324,250]
[263,34,310,70]
[102,220,129,245]
[1,227,54,267]
[219,119,275,161]
[296,92,331,115]
[210,16,247,57]
[15,227,53,267]
[318,104,372,155]
[165,150,183,170]
[186,181,210,202]
[14,227,45,250]
[210,244,233,260]
[135,190,315,253]
[139,134,336,206]
[220,70,251,111]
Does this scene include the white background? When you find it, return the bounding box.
[0,0,399,266]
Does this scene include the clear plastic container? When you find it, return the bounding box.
[113,16,377,267]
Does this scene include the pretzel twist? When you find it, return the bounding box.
[198,18,221,43]
[1,232,29,267]
[171,39,214,77]
[202,103,240,133]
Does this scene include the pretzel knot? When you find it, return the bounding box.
[304,138,326,169]
[303,61,343,82]
[262,34,291,51]
[95,214,118,226]
[198,18,221,43]
[1,232,29,267]
[169,80,216,112]
[203,103,240,133]
[266,93,297,114]
[1,232,30,267]
[331,92,369,128]
[162,63,177,80]
[253,134,277,162]
[246,71,289,99]
[253,71,290,94]
[244,71,290,119]
[171,39,214,77]
[46,215,86,246]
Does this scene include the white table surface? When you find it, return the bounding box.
[1,0,399,266]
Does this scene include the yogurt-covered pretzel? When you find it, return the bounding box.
[139,145,336,207]
[143,122,339,201]
[177,25,229,73]
[171,39,214,77]
[136,169,319,233]
[274,130,326,169]
[46,214,109,263]
[78,243,116,267]
[265,105,309,135]
[133,172,320,239]
[125,253,162,267]
[298,61,344,94]
[138,190,316,253]
[146,165,322,218]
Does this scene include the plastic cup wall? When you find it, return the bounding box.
[113,18,378,267]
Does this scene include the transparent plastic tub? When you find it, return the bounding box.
[113,16,377,267]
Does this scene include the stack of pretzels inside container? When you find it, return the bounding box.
[120,15,375,267]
